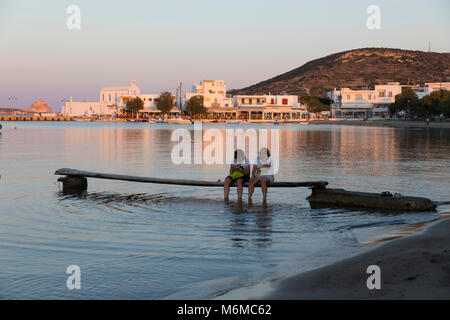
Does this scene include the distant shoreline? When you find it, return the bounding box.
[2,118,450,129]
[311,119,450,129]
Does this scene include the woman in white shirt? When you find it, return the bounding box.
[248,148,274,204]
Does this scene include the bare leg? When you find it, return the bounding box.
[248,177,259,201]
[261,178,268,205]
[237,178,244,202]
[224,177,232,202]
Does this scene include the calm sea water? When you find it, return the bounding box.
[0,122,449,299]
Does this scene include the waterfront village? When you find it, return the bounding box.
[3,79,450,123]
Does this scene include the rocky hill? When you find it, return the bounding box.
[25,100,52,113]
[229,48,450,97]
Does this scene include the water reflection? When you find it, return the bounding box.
[226,202,274,248]
[1,122,449,299]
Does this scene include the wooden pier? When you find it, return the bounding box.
[0,115,73,121]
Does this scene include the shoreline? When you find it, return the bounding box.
[261,214,450,300]
[2,118,450,129]
[215,213,450,300]
[311,119,450,129]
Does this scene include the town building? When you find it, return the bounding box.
[100,80,141,105]
[328,82,450,118]
[328,82,402,118]
[138,93,181,118]
[61,80,142,117]
[61,97,117,117]
[233,94,308,121]
[410,82,450,99]
[185,79,234,108]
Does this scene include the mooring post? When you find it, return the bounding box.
[58,175,88,193]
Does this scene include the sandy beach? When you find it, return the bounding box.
[263,215,450,300]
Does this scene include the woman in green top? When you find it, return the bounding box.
[224,149,250,202]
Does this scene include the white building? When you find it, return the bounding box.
[138,93,180,117]
[411,82,450,99]
[185,79,234,108]
[61,80,141,117]
[329,82,450,118]
[100,80,141,105]
[328,82,402,118]
[231,94,307,121]
[233,94,299,108]
[61,97,117,117]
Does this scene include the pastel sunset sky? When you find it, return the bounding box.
[1,0,449,112]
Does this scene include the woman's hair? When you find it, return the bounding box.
[260,148,271,157]
[234,149,245,159]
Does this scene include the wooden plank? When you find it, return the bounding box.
[54,168,328,188]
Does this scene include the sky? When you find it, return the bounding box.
[0,0,449,112]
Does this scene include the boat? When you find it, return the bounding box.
[166,117,193,124]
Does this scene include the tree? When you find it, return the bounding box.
[185,95,207,119]
[125,97,144,118]
[301,96,330,117]
[155,92,174,116]
[418,89,450,118]
[390,88,420,118]
[439,90,450,117]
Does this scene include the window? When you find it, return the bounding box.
[347,95,351,100]
[282,98,288,105]
[379,91,385,97]
[271,98,275,104]
[109,94,111,101]
[388,91,393,97]
[368,95,372,100]
[355,94,362,100]
[102,94,104,101]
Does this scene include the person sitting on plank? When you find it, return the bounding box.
[248,148,275,204]
[224,149,250,202]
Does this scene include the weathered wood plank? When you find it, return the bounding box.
[54,168,328,188]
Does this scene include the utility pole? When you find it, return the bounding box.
[179,82,183,111]
[9,96,17,114]
[176,87,179,110]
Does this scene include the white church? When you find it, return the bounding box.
[61,80,142,117]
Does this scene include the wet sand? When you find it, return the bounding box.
[264,215,450,300]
